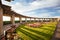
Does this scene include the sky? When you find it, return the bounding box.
[2,0,60,21]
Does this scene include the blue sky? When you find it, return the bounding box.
[2,0,60,18]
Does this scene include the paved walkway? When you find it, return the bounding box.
[3,23,20,31]
[1,23,20,40]
[51,22,60,40]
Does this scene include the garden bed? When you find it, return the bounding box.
[15,22,57,40]
[26,22,42,28]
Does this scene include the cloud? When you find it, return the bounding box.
[34,12,55,18]
[11,0,59,13]
[57,10,60,13]
[2,0,60,18]
[21,12,37,17]
[22,11,55,18]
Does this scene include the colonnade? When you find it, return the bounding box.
[3,15,58,25]
[0,10,58,37]
[0,0,59,38]
[3,15,59,24]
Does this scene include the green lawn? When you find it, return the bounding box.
[15,22,57,40]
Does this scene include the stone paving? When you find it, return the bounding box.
[51,22,60,40]
[1,23,20,40]
[3,23,20,31]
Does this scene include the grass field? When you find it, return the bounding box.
[15,22,57,40]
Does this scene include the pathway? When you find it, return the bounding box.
[1,23,20,40]
[51,22,60,40]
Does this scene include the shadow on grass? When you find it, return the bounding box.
[22,27,52,38]
[16,24,56,40]
[16,28,44,40]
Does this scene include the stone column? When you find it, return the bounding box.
[57,18,60,22]
[50,18,52,22]
[0,7,3,36]
[44,18,45,22]
[41,18,43,22]
[30,18,31,22]
[34,18,36,22]
[55,18,57,22]
[36,19,37,22]
[45,18,46,21]
[51,18,53,22]
[11,14,15,25]
[37,19,39,22]
[52,18,54,22]
[54,18,55,22]
[25,18,27,22]
[48,18,50,22]
[39,19,40,22]
[38,19,40,22]
[19,17,22,23]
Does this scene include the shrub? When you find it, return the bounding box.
[3,21,11,25]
